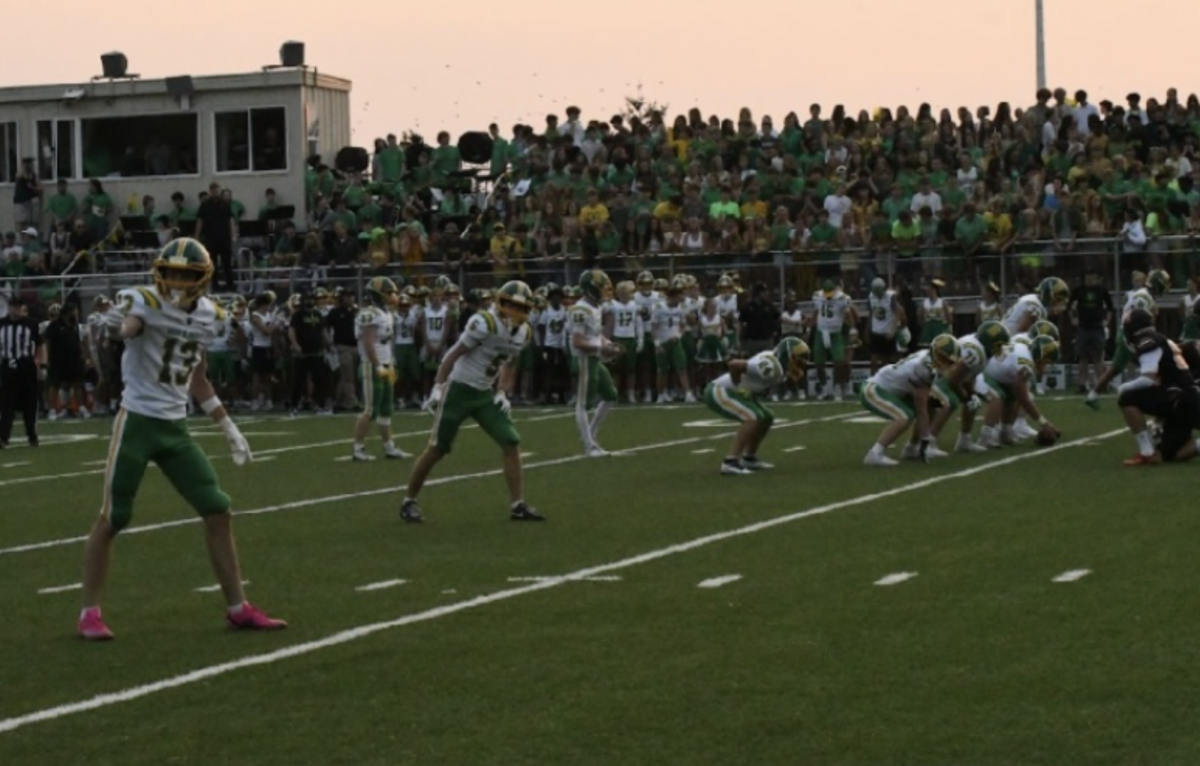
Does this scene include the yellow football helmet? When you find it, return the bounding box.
[153,237,214,307]
[928,334,961,372]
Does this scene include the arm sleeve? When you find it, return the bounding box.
[1138,347,1163,375]
[460,315,489,349]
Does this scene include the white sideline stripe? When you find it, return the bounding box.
[874,572,918,586]
[37,583,82,595]
[0,414,577,489]
[507,576,622,583]
[441,589,457,594]
[0,413,858,557]
[81,460,108,467]
[2,461,32,469]
[1053,569,1091,583]
[691,448,715,454]
[784,446,807,453]
[0,428,1124,735]
[254,456,277,463]
[520,452,536,459]
[355,579,407,592]
[194,580,249,593]
[697,575,742,589]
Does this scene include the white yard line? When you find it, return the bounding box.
[354,579,408,592]
[0,428,1124,736]
[36,583,82,595]
[1,461,32,469]
[1052,569,1092,583]
[697,575,742,589]
[783,446,807,453]
[691,449,715,454]
[874,572,918,586]
[507,576,622,583]
[0,413,858,557]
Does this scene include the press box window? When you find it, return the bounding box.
[214,108,287,173]
[0,122,17,183]
[80,114,199,178]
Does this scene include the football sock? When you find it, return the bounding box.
[1135,430,1155,457]
[228,602,247,616]
[511,500,524,510]
[871,443,886,456]
[384,440,394,449]
[354,442,365,451]
[723,456,740,465]
[80,606,100,621]
[590,401,612,438]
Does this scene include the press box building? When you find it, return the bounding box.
[0,58,351,235]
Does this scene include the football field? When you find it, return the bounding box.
[1,399,1199,765]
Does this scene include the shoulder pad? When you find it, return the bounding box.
[468,312,495,335]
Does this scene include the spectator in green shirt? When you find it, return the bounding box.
[891,210,922,281]
[376,134,406,184]
[431,131,462,188]
[955,203,988,273]
[46,180,78,227]
[709,187,740,221]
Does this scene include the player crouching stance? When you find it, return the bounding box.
[78,238,285,640]
[861,335,959,466]
[704,336,809,476]
[977,335,1061,448]
[400,281,545,522]
[1117,308,1200,466]
[353,277,409,462]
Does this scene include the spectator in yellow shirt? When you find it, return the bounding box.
[983,198,1016,253]
[653,195,682,222]
[739,188,768,221]
[489,223,523,281]
[579,190,609,228]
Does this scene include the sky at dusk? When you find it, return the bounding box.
[3,0,1197,144]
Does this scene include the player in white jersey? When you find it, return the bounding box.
[633,271,661,401]
[714,274,740,351]
[866,278,906,374]
[87,295,118,415]
[401,280,545,523]
[861,334,960,466]
[812,279,858,400]
[928,320,1011,454]
[247,291,277,411]
[538,285,570,403]
[571,270,621,456]
[1001,294,1047,337]
[78,238,283,641]
[420,287,453,399]
[652,283,696,403]
[977,335,1061,447]
[608,281,644,404]
[704,337,809,475]
[393,292,422,408]
[1088,269,1169,408]
[352,277,408,462]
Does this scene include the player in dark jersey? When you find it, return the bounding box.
[1117,309,1200,466]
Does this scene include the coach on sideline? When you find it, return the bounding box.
[0,296,44,448]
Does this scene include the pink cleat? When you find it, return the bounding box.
[226,602,288,631]
[78,608,114,641]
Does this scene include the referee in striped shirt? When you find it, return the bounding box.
[0,296,43,448]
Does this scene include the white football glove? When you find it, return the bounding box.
[425,383,445,413]
[218,417,252,466]
[494,391,512,416]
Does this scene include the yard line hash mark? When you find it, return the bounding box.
[37,583,82,595]
[2,461,32,469]
[697,575,742,589]
[0,413,859,557]
[784,446,807,453]
[1053,569,1092,583]
[355,579,408,592]
[507,576,622,583]
[874,572,918,586]
[194,581,249,593]
[691,449,715,454]
[0,428,1124,735]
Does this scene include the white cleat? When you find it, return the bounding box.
[656,394,670,405]
[684,392,697,404]
[924,445,949,459]
[352,448,376,462]
[586,446,611,458]
[741,458,774,471]
[1013,422,1039,440]
[720,461,752,476]
[384,446,410,460]
[902,444,921,461]
[863,451,899,467]
[955,439,989,454]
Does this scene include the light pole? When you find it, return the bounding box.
[1036,0,1047,90]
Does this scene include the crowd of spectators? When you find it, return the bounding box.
[8,86,1200,314]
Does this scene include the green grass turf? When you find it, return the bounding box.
[1,398,1199,765]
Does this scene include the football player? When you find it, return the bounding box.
[352,277,409,462]
[79,237,283,640]
[652,282,695,403]
[812,279,857,401]
[393,290,422,408]
[867,278,906,375]
[861,334,960,466]
[633,271,660,402]
[977,335,1061,448]
[703,336,808,475]
[1088,269,1169,409]
[929,320,1011,454]
[537,284,569,404]
[1116,308,1200,465]
[420,279,454,401]
[571,269,621,457]
[608,281,643,404]
[401,281,544,522]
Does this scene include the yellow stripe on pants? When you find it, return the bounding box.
[100,408,129,521]
[714,385,755,422]
[864,383,909,421]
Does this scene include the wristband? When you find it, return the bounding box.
[200,397,222,415]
